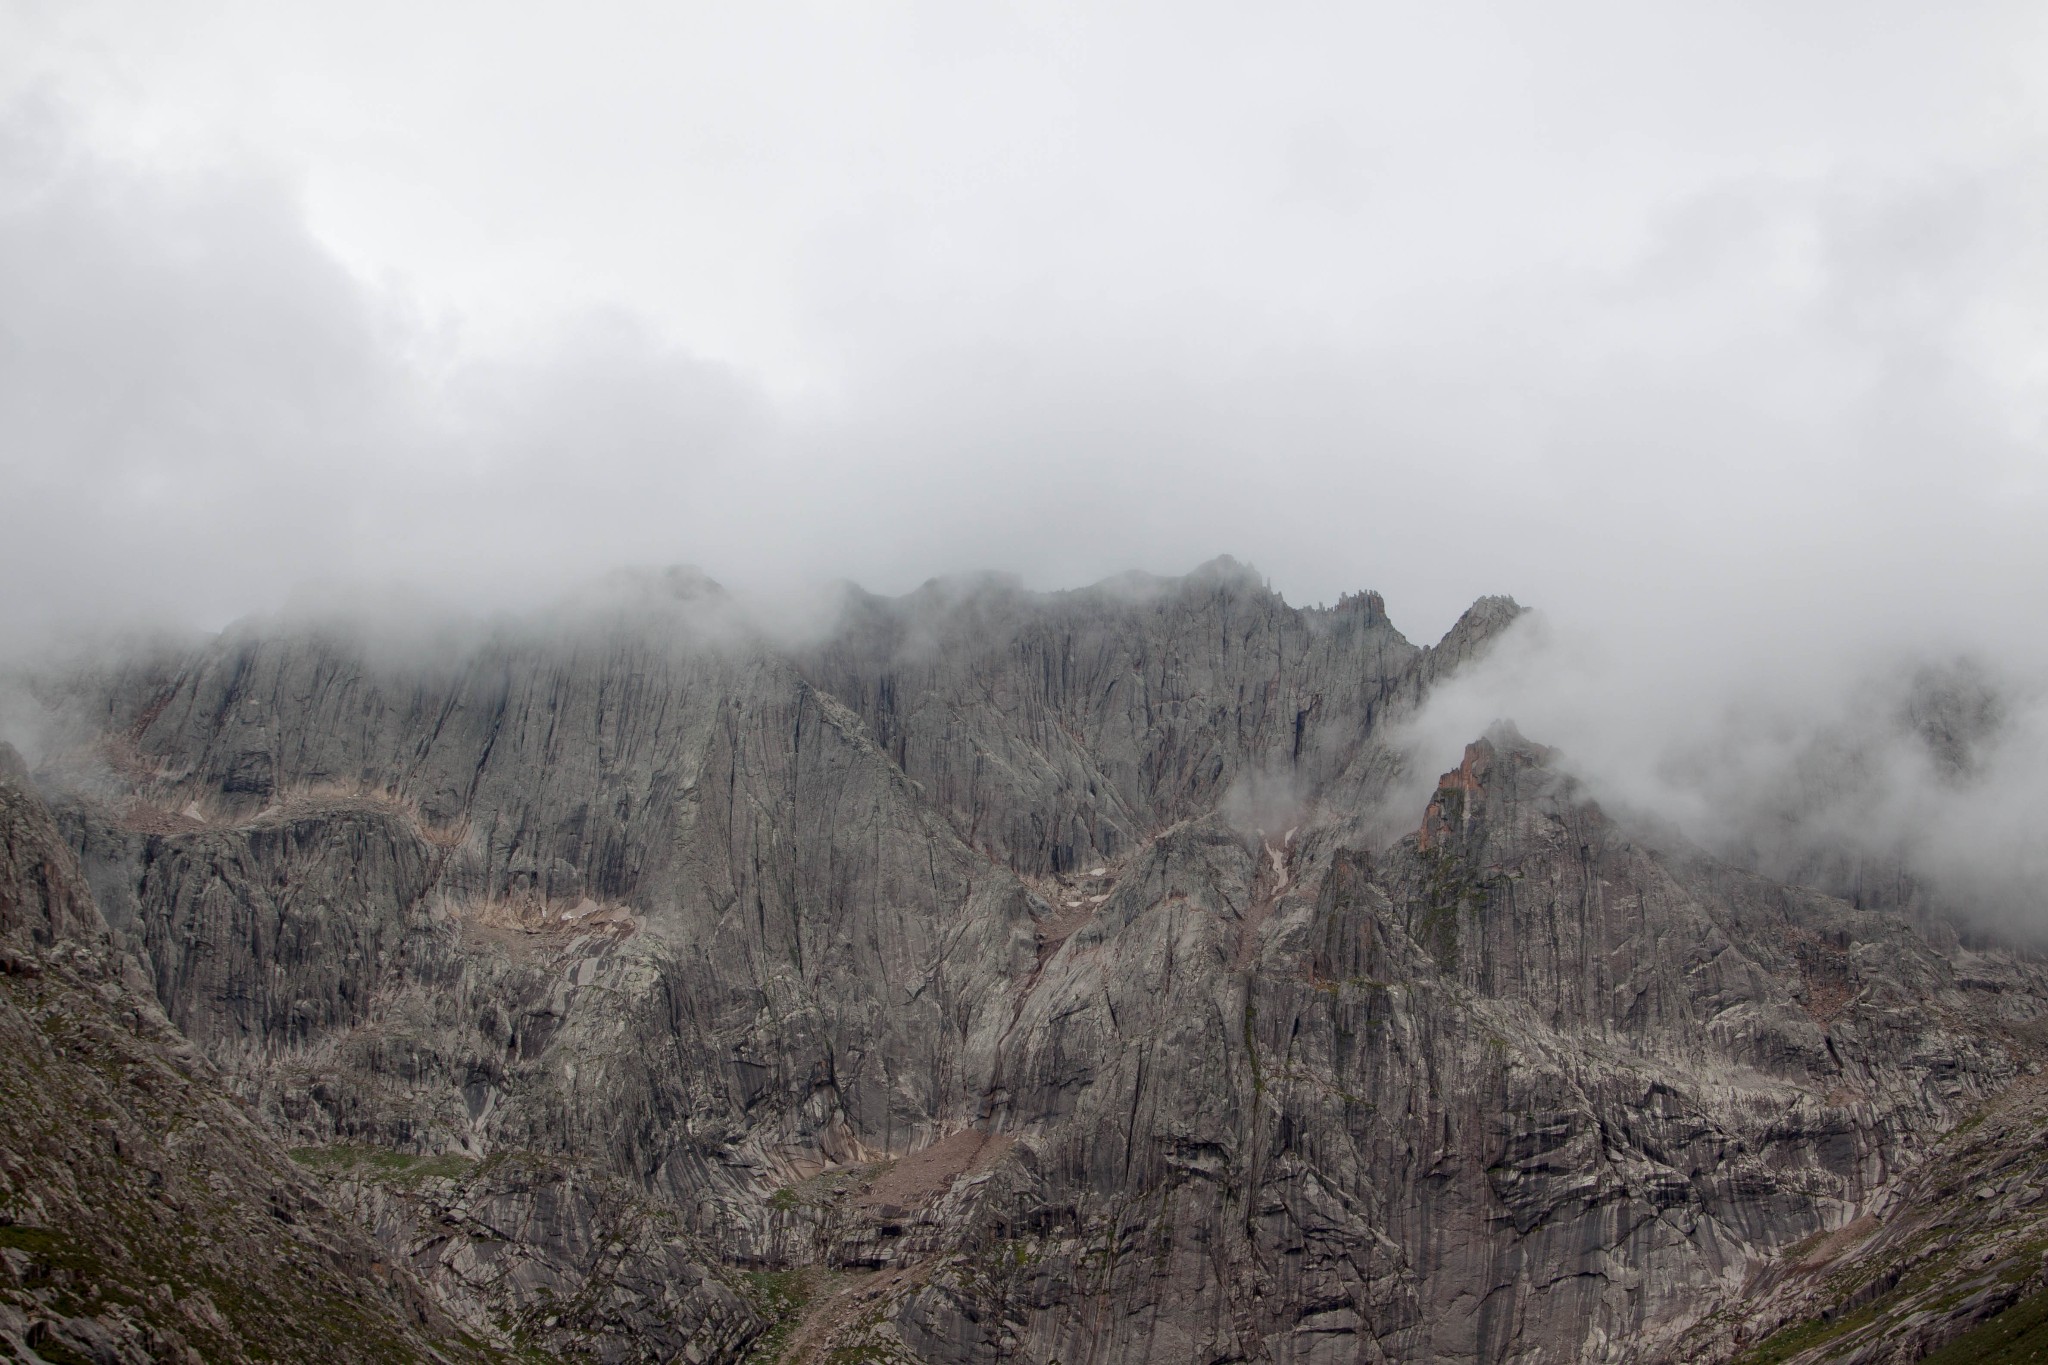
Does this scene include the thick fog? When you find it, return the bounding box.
[4,3,2047,925]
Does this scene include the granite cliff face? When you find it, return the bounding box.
[10,559,2046,1363]
[0,745,506,1363]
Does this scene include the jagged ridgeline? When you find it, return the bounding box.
[4,558,2045,1364]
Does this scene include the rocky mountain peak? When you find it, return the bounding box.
[1415,722,1557,850]
[1179,551,1270,590]
[1426,590,1524,666]
[5,562,2043,1364]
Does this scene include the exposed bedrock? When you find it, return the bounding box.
[0,748,521,1363]
[16,561,2043,1363]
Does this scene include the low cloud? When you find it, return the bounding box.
[1390,610,2048,938]
[4,14,2048,941]
[6,79,2045,650]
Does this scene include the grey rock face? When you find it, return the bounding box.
[800,560,1453,875]
[22,563,2048,1363]
[1677,1064,2048,1364]
[314,1149,759,1363]
[872,733,2042,1364]
[0,746,498,1364]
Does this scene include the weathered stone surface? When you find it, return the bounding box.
[15,561,2047,1363]
[799,559,1457,875]
[0,745,500,1364]
[1680,1067,2048,1363]
[309,1148,760,1363]
[864,731,2042,1364]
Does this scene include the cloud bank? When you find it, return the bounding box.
[1394,613,2048,937]
[3,3,2047,927]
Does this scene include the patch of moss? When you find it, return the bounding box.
[22,1333,103,1365]
[0,1225,134,1312]
[1729,1298,1887,1365]
[288,1144,477,1185]
[0,1225,70,1257]
[1917,1287,2048,1365]
[825,1346,911,1364]
[740,1268,814,1362]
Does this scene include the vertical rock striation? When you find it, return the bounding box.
[14,560,2044,1363]
[0,745,511,1363]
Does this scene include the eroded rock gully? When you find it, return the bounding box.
[5,559,2043,1363]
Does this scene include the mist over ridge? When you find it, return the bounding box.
[10,8,2048,1361]
[6,56,2046,940]
[9,544,2043,946]
[7,12,2048,657]
[10,529,2047,1360]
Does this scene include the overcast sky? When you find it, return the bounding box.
[3,0,2041,641]
[6,1,2048,921]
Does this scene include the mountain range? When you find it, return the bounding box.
[3,557,2044,1364]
